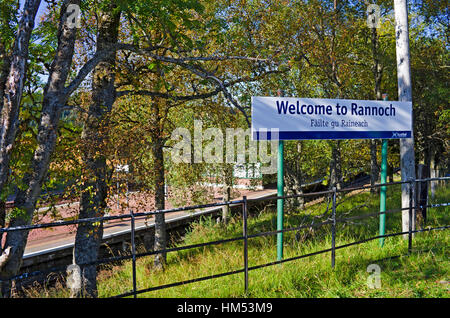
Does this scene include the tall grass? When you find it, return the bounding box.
[95,182,449,298]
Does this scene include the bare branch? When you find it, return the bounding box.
[116,88,223,101]
[206,74,251,127]
[63,43,163,98]
[64,42,276,102]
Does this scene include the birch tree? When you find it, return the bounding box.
[0,0,42,296]
[0,0,122,297]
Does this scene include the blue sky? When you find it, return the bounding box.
[18,0,49,26]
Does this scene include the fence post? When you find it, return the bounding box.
[331,187,337,268]
[417,166,428,227]
[243,196,249,295]
[408,181,413,254]
[130,209,137,298]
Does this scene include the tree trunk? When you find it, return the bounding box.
[329,140,342,191]
[222,185,231,223]
[0,200,6,266]
[221,165,233,224]
[0,41,11,114]
[430,155,436,199]
[387,161,394,183]
[153,135,166,269]
[73,5,120,297]
[0,41,10,222]
[369,25,383,194]
[0,0,80,297]
[370,139,379,194]
[284,162,304,212]
[285,142,304,212]
[0,0,41,200]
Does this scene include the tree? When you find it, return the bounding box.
[0,0,20,273]
[0,0,41,200]
[0,0,114,297]
[72,2,121,298]
[0,0,42,296]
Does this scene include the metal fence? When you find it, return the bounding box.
[0,176,449,298]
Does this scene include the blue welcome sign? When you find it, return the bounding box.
[251,97,412,140]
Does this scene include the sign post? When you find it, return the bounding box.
[277,140,284,261]
[276,89,284,261]
[379,94,388,247]
[379,139,388,246]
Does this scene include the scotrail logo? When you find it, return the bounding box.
[392,132,408,138]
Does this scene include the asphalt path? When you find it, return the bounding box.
[23,189,277,259]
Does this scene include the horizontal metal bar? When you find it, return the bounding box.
[2,177,449,233]
[338,176,450,193]
[4,200,449,282]
[0,199,245,233]
[113,268,246,298]
[1,235,245,283]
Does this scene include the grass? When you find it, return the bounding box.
[29,182,450,298]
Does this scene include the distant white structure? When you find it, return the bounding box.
[233,163,262,179]
[115,164,129,173]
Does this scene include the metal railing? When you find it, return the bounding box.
[0,176,448,298]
